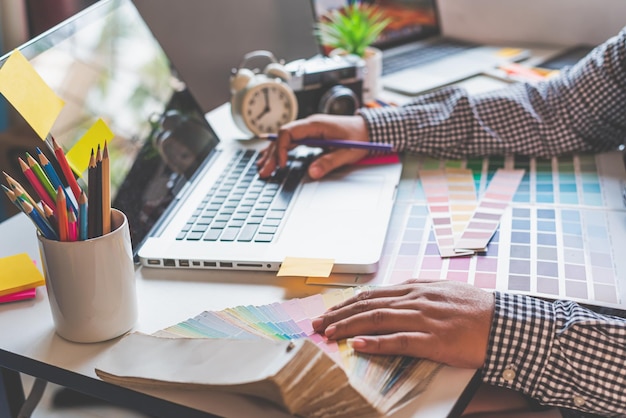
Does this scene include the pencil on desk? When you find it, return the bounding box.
[102,141,111,235]
[15,160,56,211]
[51,136,82,203]
[56,186,69,242]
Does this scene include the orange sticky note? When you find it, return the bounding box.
[0,253,45,297]
[277,257,334,277]
[0,50,65,140]
[66,118,115,175]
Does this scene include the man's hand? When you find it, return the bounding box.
[311,280,495,369]
[257,114,370,180]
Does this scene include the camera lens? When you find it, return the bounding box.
[318,85,360,115]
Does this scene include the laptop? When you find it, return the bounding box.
[2,0,402,274]
[311,0,530,96]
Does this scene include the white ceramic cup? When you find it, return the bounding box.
[37,209,137,343]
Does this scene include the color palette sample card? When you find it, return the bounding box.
[308,151,626,310]
[156,287,441,410]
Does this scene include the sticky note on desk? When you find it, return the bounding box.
[0,288,37,304]
[0,50,65,140]
[0,253,45,297]
[277,257,334,277]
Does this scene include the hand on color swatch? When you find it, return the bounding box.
[257,114,370,180]
[311,280,494,369]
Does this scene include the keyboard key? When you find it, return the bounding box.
[237,224,258,242]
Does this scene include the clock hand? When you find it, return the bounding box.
[255,88,271,121]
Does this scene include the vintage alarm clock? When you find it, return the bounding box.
[230,50,298,136]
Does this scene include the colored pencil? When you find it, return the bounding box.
[4,177,48,221]
[78,191,88,241]
[26,152,56,202]
[102,141,111,234]
[22,200,57,240]
[36,148,78,214]
[51,136,82,202]
[95,145,103,237]
[56,186,69,242]
[42,201,58,236]
[16,159,56,210]
[260,133,395,152]
[68,210,78,242]
[87,149,97,239]
[1,184,20,210]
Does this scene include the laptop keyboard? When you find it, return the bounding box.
[176,150,311,243]
[382,40,478,76]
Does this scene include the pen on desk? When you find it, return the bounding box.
[259,133,394,152]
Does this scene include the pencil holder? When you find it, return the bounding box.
[37,208,137,343]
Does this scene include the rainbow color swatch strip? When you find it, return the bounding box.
[307,151,626,309]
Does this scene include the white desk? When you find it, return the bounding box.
[0,105,476,418]
[0,209,477,418]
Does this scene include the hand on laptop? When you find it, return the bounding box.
[257,114,370,180]
[311,279,494,369]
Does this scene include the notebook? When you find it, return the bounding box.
[3,0,402,274]
[311,0,530,96]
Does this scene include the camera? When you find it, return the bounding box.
[284,54,365,119]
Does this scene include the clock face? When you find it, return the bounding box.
[241,82,298,135]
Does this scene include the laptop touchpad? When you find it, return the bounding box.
[302,173,384,212]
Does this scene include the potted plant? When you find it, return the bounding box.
[315,1,391,102]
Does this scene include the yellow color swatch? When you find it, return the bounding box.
[0,253,45,297]
[66,118,115,175]
[0,50,65,140]
[277,257,334,277]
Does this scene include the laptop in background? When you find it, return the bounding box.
[311,0,529,96]
[2,0,402,273]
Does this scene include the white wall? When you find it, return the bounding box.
[438,0,626,47]
[132,0,320,113]
[0,0,29,52]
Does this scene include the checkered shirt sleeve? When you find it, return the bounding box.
[482,292,626,416]
[359,27,626,158]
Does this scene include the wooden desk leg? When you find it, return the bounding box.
[0,367,24,418]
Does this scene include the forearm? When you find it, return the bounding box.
[482,292,626,416]
[359,29,626,159]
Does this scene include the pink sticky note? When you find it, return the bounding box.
[0,288,37,304]
[355,153,400,166]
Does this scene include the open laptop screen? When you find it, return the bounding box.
[0,0,219,251]
[311,0,440,50]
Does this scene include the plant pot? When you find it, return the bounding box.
[330,47,383,104]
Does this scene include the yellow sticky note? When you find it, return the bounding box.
[66,118,115,175]
[496,48,524,58]
[0,253,45,297]
[277,257,334,277]
[0,50,65,140]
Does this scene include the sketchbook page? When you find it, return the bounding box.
[95,333,308,386]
